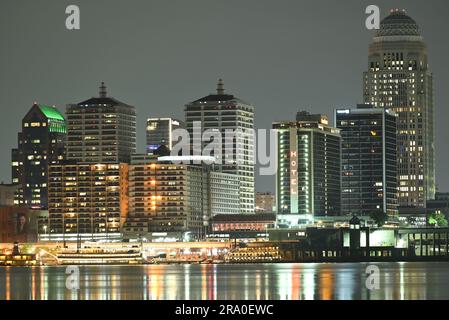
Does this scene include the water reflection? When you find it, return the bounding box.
[1,262,448,300]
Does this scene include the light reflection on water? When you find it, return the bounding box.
[0,262,448,300]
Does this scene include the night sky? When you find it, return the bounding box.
[1,0,448,194]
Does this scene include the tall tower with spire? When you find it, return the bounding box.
[184,79,255,214]
[45,83,136,241]
[65,82,136,163]
[363,9,435,208]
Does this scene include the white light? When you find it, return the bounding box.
[158,155,216,163]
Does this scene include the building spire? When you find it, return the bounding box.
[99,82,107,98]
[216,78,225,95]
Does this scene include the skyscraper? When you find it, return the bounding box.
[363,9,435,207]
[146,118,183,154]
[66,82,136,164]
[12,104,66,209]
[184,79,255,214]
[44,83,136,240]
[273,112,341,221]
[335,105,398,217]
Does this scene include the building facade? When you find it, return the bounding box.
[209,213,276,241]
[66,82,136,164]
[44,163,129,241]
[273,112,341,219]
[12,104,66,210]
[123,156,239,240]
[146,118,183,154]
[209,171,240,216]
[335,105,398,217]
[184,79,255,214]
[363,9,435,207]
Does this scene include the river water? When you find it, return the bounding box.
[1,262,448,300]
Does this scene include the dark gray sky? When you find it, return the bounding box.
[1,0,448,193]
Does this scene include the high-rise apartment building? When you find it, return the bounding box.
[12,104,66,209]
[44,163,129,241]
[44,83,136,241]
[66,82,136,164]
[123,155,239,240]
[184,79,255,214]
[146,118,183,154]
[273,112,341,221]
[363,9,435,207]
[335,105,398,217]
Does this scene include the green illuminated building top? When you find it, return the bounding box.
[38,105,65,121]
[37,104,67,133]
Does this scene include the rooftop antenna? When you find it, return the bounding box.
[216,78,225,95]
[99,82,107,98]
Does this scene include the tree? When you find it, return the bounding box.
[369,210,388,227]
[428,212,448,227]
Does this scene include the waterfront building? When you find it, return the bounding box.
[273,111,341,224]
[146,118,183,154]
[427,192,449,214]
[255,192,276,213]
[363,9,435,207]
[123,155,240,241]
[44,162,129,242]
[208,213,276,241]
[66,82,136,164]
[184,79,255,214]
[398,207,427,227]
[335,105,398,217]
[268,223,449,261]
[11,104,66,210]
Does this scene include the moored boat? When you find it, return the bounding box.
[56,248,144,265]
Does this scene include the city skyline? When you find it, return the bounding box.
[3,1,449,304]
[1,1,449,194]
